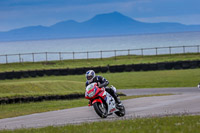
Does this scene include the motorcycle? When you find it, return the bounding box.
[85,83,125,118]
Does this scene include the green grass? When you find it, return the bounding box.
[0,53,199,72]
[0,79,85,98]
[1,115,200,133]
[0,94,171,119]
[0,68,199,98]
[0,98,87,119]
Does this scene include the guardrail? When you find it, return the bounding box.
[0,45,200,64]
[0,60,200,80]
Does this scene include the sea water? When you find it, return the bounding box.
[0,32,199,63]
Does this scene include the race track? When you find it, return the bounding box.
[0,87,200,130]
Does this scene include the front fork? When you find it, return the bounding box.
[88,98,103,106]
[88,100,105,114]
[88,100,92,106]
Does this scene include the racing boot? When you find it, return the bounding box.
[115,96,123,109]
[112,91,123,109]
[105,86,123,109]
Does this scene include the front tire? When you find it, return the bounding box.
[93,102,107,118]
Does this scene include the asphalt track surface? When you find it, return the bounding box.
[0,87,200,130]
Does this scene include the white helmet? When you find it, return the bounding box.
[86,70,95,83]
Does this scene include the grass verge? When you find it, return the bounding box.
[0,68,199,98]
[1,115,200,133]
[0,94,171,119]
[0,53,199,73]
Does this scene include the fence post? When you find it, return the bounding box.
[45,52,48,62]
[5,55,8,64]
[169,47,171,55]
[100,51,102,59]
[87,52,89,60]
[32,53,35,62]
[73,52,75,60]
[128,49,130,59]
[114,50,117,60]
[141,48,143,56]
[155,48,158,55]
[59,52,62,61]
[19,54,21,63]
[183,46,185,53]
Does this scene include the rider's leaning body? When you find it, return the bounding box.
[85,70,122,107]
[85,75,109,88]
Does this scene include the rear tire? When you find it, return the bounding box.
[115,105,125,117]
[93,102,107,118]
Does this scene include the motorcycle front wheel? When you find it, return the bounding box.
[93,102,108,118]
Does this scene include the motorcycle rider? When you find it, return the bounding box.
[85,70,122,108]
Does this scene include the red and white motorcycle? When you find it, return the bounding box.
[85,83,125,118]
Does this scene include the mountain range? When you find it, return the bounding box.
[0,12,200,42]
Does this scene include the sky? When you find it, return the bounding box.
[0,0,200,32]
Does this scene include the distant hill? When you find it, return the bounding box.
[0,11,200,42]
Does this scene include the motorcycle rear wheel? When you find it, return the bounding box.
[93,102,108,118]
[115,105,125,117]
